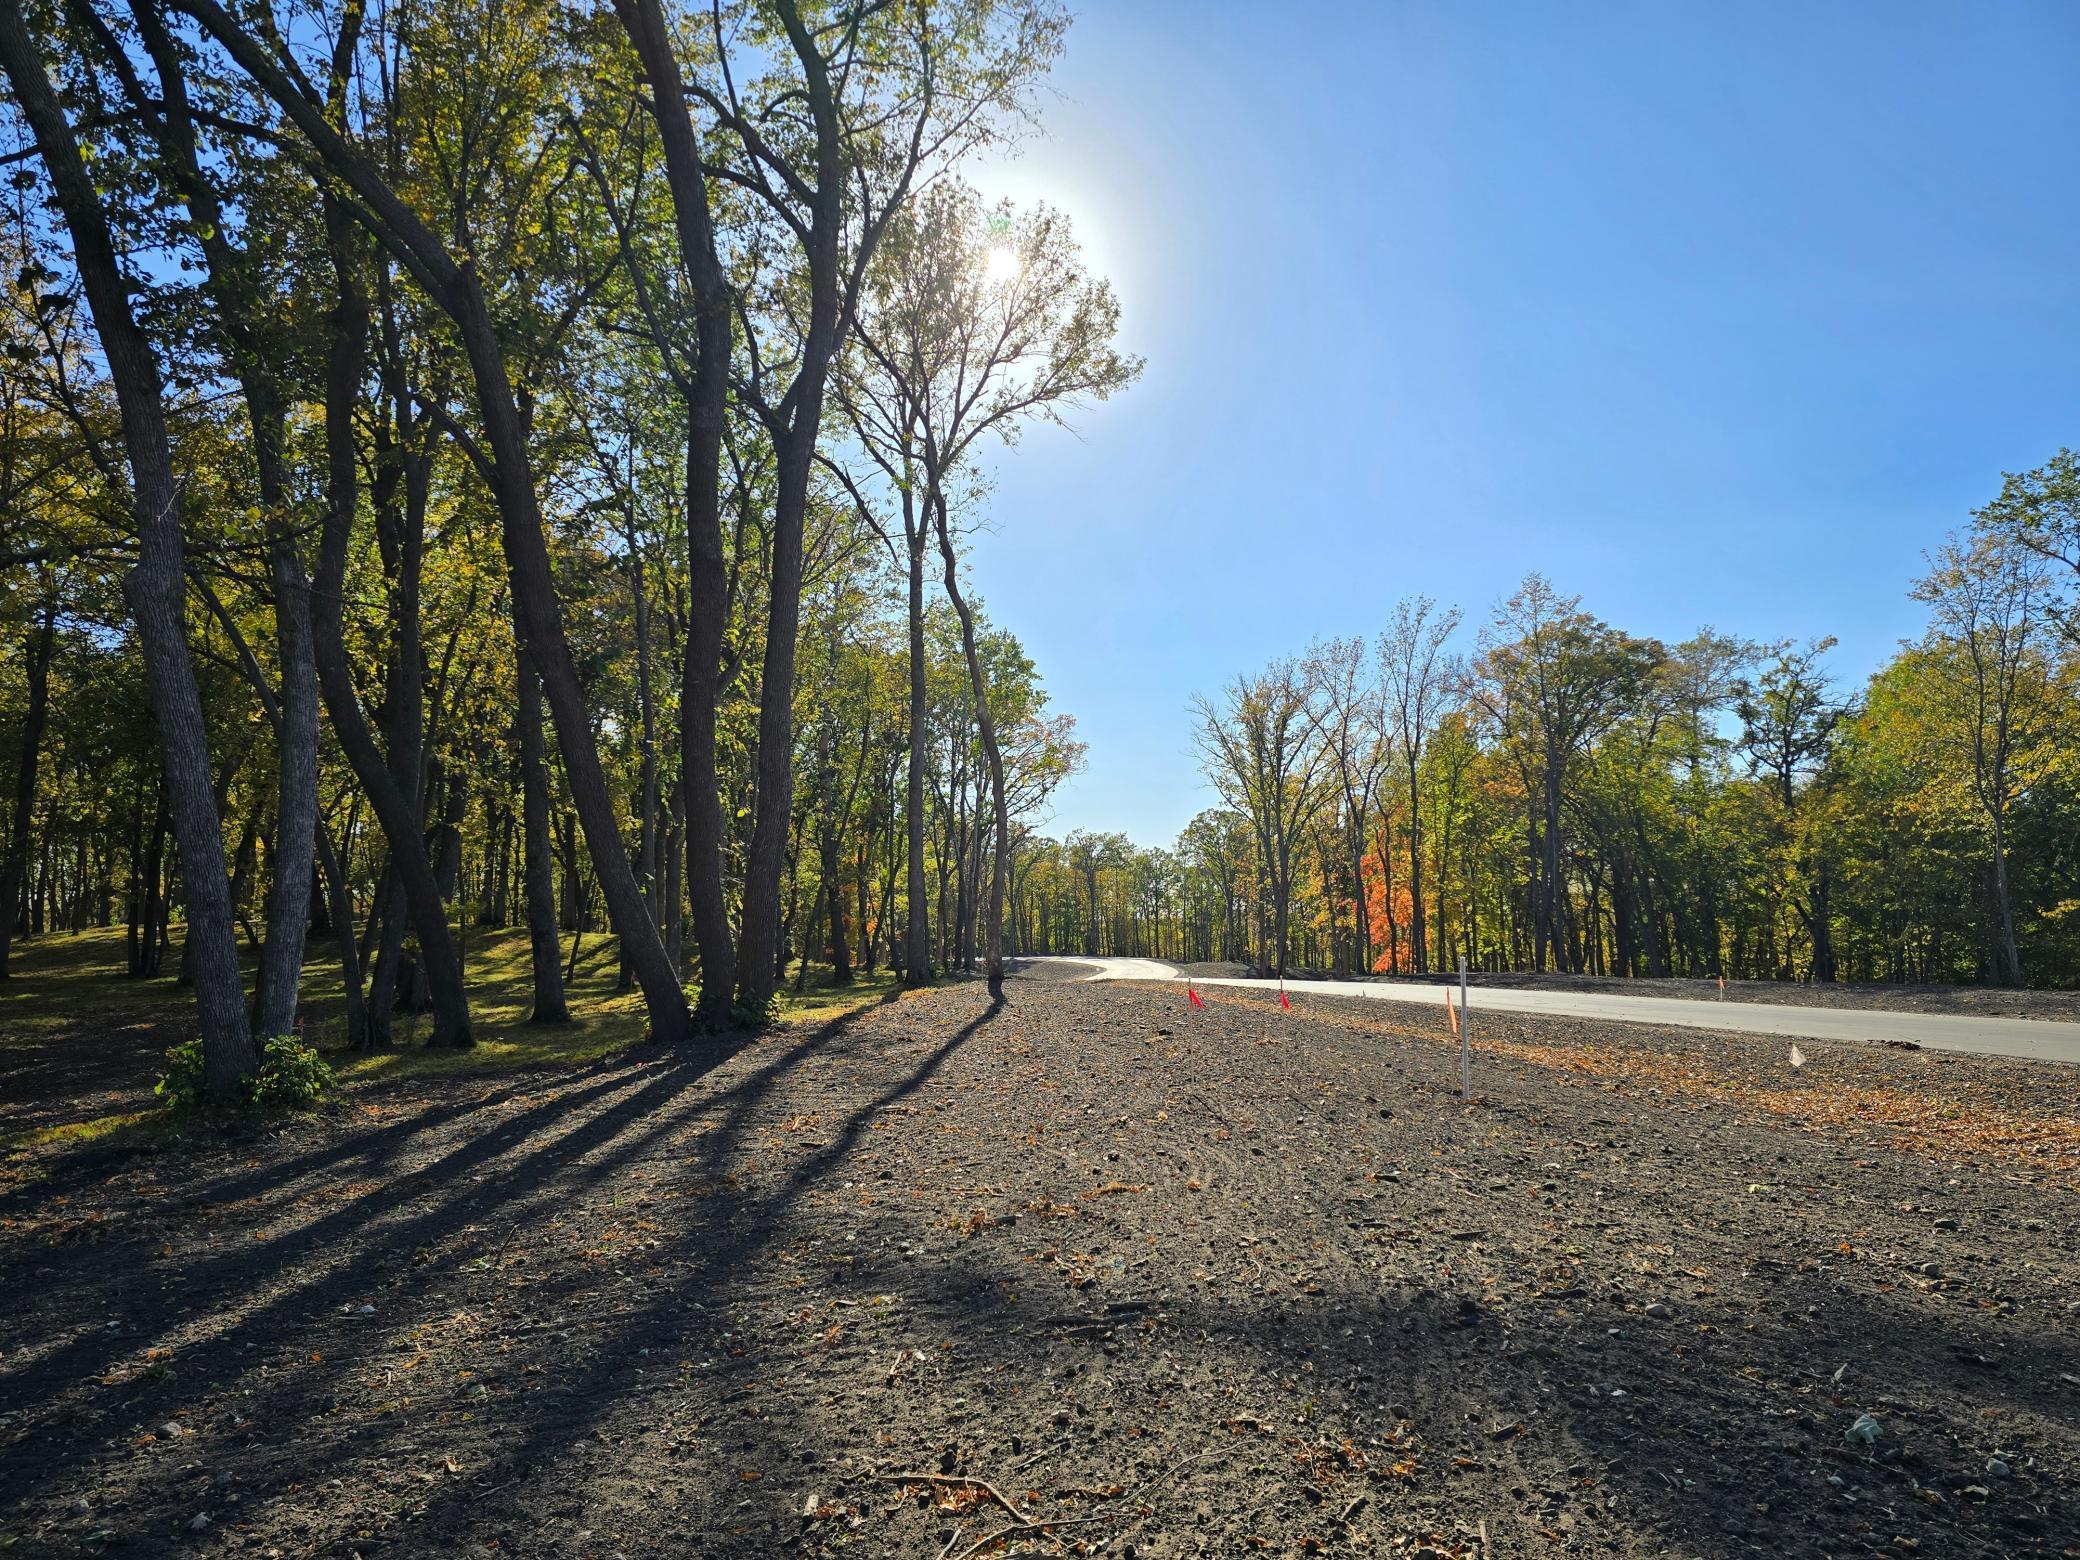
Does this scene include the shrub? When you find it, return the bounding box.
[153,1035,335,1112]
[247,1036,335,1110]
[731,994,779,1031]
[153,1038,207,1109]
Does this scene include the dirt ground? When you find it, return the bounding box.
[2,977,2077,1559]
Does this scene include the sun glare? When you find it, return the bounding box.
[984,244,1022,284]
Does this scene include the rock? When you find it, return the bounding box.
[160,1422,185,1439]
[1932,1217,1958,1231]
[1644,1301,1672,1320]
[1987,1459,2011,1479]
[68,1498,90,1517]
[1916,1262,1942,1279]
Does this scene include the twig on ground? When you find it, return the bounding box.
[878,1471,1035,1524]
[947,1514,1106,1560]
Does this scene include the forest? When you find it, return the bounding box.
[0,0,1128,1099]
[1016,461,2080,988]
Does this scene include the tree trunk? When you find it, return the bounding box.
[1405,757,1428,974]
[903,509,932,984]
[516,646,569,1023]
[612,0,737,1028]
[251,537,318,1037]
[315,815,368,1049]
[736,434,813,1018]
[133,0,318,1042]
[0,595,55,978]
[318,203,471,1046]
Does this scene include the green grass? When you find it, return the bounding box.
[1,1108,160,1157]
[321,928,909,1084]
[0,922,917,1126]
[0,925,176,1041]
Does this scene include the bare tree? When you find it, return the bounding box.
[1378,597,1463,972]
[1307,637,1387,974]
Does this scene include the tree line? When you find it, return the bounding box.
[0,0,1135,1096]
[1012,454,2080,989]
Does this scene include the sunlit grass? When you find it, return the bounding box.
[0,922,912,1091]
[0,925,165,1042]
[0,1107,159,1157]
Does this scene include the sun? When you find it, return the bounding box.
[983,244,1023,284]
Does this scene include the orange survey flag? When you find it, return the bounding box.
[1279,987,1291,1011]
[1187,986,1206,1010]
[1446,989,1459,1035]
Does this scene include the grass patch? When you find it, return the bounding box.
[0,923,914,1097]
[0,1107,159,1157]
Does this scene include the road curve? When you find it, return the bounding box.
[1006,956,2080,1066]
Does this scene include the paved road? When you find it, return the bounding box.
[1007,956,2080,1065]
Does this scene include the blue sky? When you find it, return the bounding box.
[964,1,2080,846]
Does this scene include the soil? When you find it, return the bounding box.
[2,978,2076,1559]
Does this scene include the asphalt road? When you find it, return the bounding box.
[1007,956,2080,1065]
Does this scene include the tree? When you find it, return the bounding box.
[686,0,1068,1016]
[1913,533,2055,984]
[175,0,693,1044]
[1064,830,1129,956]
[1974,448,2080,647]
[843,182,1135,996]
[1738,637,1842,981]
[599,0,740,1024]
[0,0,253,1092]
[1472,576,1660,972]
[1378,597,1463,972]
[1192,659,1331,978]
[1307,637,1386,974]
